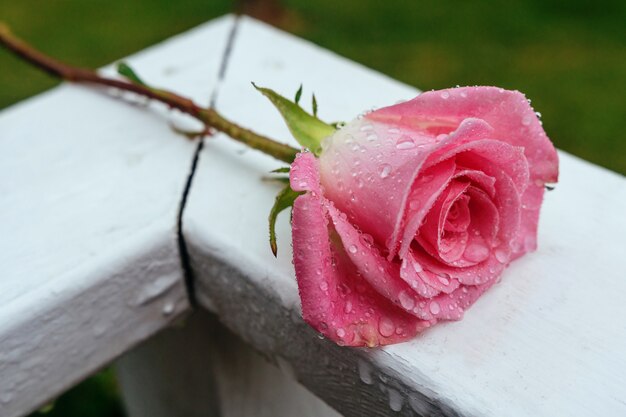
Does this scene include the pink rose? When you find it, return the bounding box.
[289,87,558,347]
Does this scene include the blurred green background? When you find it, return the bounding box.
[0,0,623,415]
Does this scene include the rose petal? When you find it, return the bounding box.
[427,139,529,195]
[399,253,442,298]
[417,180,470,265]
[368,87,558,184]
[396,158,456,258]
[291,152,431,346]
[411,277,495,321]
[319,118,433,251]
[453,167,496,198]
[292,192,430,347]
[325,203,426,317]
[290,151,321,194]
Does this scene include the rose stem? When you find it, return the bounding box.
[0,22,299,164]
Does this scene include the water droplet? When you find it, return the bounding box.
[319,281,329,291]
[1,391,14,404]
[440,91,450,99]
[462,287,468,293]
[396,136,416,150]
[464,243,490,262]
[358,359,374,384]
[378,316,395,337]
[412,261,423,273]
[379,164,392,178]
[495,249,509,263]
[93,323,107,338]
[336,328,346,338]
[388,388,404,412]
[535,111,542,119]
[360,233,374,247]
[399,290,416,310]
[356,178,364,188]
[429,301,440,315]
[360,124,374,132]
[388,127,400,134]
[366,133,378,142]
[162,301,175,316]
[460,91,468,98]
[521,115,532,126]
[344,300,353,313]
[437,274,450,286]
[348,245,358,254]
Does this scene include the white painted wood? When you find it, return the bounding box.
[116,310,340,417]
[0,16,237,417]
[184,17,626,416]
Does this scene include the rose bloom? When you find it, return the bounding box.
[289,86,559,347]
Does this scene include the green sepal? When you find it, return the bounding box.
[294,84,303,105]
[270,167,291,174]
[252,83,335,155]
[269,184,302,256]
[312,93,318,117]
[117,62,148,86]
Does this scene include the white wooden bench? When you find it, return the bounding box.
[1,15,625,417]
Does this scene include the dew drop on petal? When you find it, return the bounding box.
[379,164,392,178]
[399,290,416,310]
[412,261,423,273]
[464,243,490,262]
[522,115,532,126]
[378,316,395,337]
[429,301,441,315]
[440,91,450,99]
[360,233,374,247]
[348,244,358,254]
[495,249,509,263]
[344,300,353,313]
[437,273,450,286]
[396,136,416,150]
[336,328,346,338]
[319,281,329,291]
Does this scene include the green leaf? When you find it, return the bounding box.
[270,167,291,174]
[312,93,318,117]
[116,62,147,86]
[269,184,302,256]
[294,84,303,105]
[253,83,335,155]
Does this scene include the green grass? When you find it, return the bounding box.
[2,1,624,173]
[1,1,623,416]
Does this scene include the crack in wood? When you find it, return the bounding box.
[176,16,242,308]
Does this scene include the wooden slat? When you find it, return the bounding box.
[0,15,236,417]
[184,17,626,416]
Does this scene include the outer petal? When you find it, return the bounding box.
[291,153,430,346]
[318,118,433,252]
[368,87,558,184]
